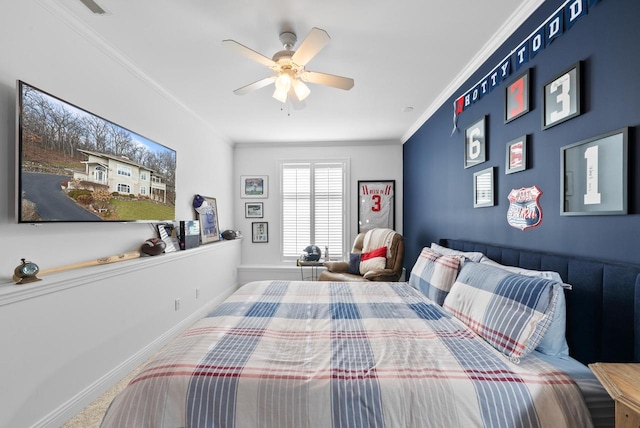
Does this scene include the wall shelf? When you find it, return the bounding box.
[0,239,241,307]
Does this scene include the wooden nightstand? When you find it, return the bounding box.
[590,363,640,428]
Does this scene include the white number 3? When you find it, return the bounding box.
[549,73,571,122]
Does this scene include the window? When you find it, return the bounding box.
[281,161,347,261]
[140,172,147,180]
[117,184,131,194]
[117,164,132,177]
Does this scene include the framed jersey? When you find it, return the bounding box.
[358,180,395,233]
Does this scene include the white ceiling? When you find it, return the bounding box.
[51,0,541,145]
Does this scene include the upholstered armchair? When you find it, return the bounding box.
[318,228,404,282]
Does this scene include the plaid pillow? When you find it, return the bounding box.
[443,261,559,362]
[409,248,462,305]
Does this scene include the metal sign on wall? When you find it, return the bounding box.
[507,186,543,230]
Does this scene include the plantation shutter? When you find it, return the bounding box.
[281,161,346,261]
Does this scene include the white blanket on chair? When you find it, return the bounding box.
[363,228,395,257]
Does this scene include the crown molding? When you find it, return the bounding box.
[402,0,544,143]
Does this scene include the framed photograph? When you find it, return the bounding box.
[561,128,628,216]
[245,202,263,218]
[464,116,487,169]
[505,69,530,123]
[505,135,527,174]
[357,180,395,233]
[543,61,582,130]
[473,167,495,208]
[197,196,220,244]
[252,222,269,243]
[240,175,268,198]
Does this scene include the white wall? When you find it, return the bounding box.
[233,141,403,283]
[0,2,237,427]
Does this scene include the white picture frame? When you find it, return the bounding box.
[240,175,268,199]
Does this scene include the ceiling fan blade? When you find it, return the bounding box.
[301,71,354,90]
[222,40,277,68]
[291,27,330,66]
[233,76,277,95]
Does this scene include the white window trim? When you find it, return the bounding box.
[279,159,350,262]
[117,164,132,177]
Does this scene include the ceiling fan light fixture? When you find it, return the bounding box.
[292,79,311,101]
[272,86,288,103]
[275,72,292,92]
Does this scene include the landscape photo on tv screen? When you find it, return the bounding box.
[17,81,177,223]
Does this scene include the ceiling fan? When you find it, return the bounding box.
[222,28,354,106]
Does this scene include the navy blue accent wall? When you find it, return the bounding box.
[403,0,640,269]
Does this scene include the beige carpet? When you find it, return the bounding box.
[61,362,146,428]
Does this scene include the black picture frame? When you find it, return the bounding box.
[357,180,395,233]
[560,128,628,216]
[464,116,487,169]
[505,69,530,123]
[505,135,527,174]
[542,61,582,130]
[252,221,269,243]
[245,202,263,218]
[473,167,495,208]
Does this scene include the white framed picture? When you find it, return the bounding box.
[240,175,268,198]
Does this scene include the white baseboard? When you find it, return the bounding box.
[35,286,236,428]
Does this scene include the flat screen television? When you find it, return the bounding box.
[16,80,177,223]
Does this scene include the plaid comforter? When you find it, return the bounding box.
[101,281,593,428]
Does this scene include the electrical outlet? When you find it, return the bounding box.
[195,288,200,299]
[174,298,181,311]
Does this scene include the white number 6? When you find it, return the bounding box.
[467,128,481,160]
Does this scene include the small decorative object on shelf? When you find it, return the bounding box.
[140,238,166,256]
[13,258,41,284]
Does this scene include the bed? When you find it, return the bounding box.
[100,240,640,428]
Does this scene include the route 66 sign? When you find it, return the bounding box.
[507,185,543,231]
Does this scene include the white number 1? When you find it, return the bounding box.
[583,145,601,205]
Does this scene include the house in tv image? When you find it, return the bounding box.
[73,149,167,203]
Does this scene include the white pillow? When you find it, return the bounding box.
[430,243,485,263]
[480,257,562,282]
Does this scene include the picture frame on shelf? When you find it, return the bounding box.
[252,221,268,243]
[473,167,495,208]
[464,116,487,169]
[542,61,582,130]
[505,135,527,174]
[245,202,263,218]
[197,196,220,244]
[560,128,628,216]
[505,69,530,123]
[240,175,268,198]
[357,180,395,233]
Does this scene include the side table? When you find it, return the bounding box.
[296,260,324,281]
[590,363,640,428]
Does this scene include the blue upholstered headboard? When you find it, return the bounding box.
[440,239,640,365]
